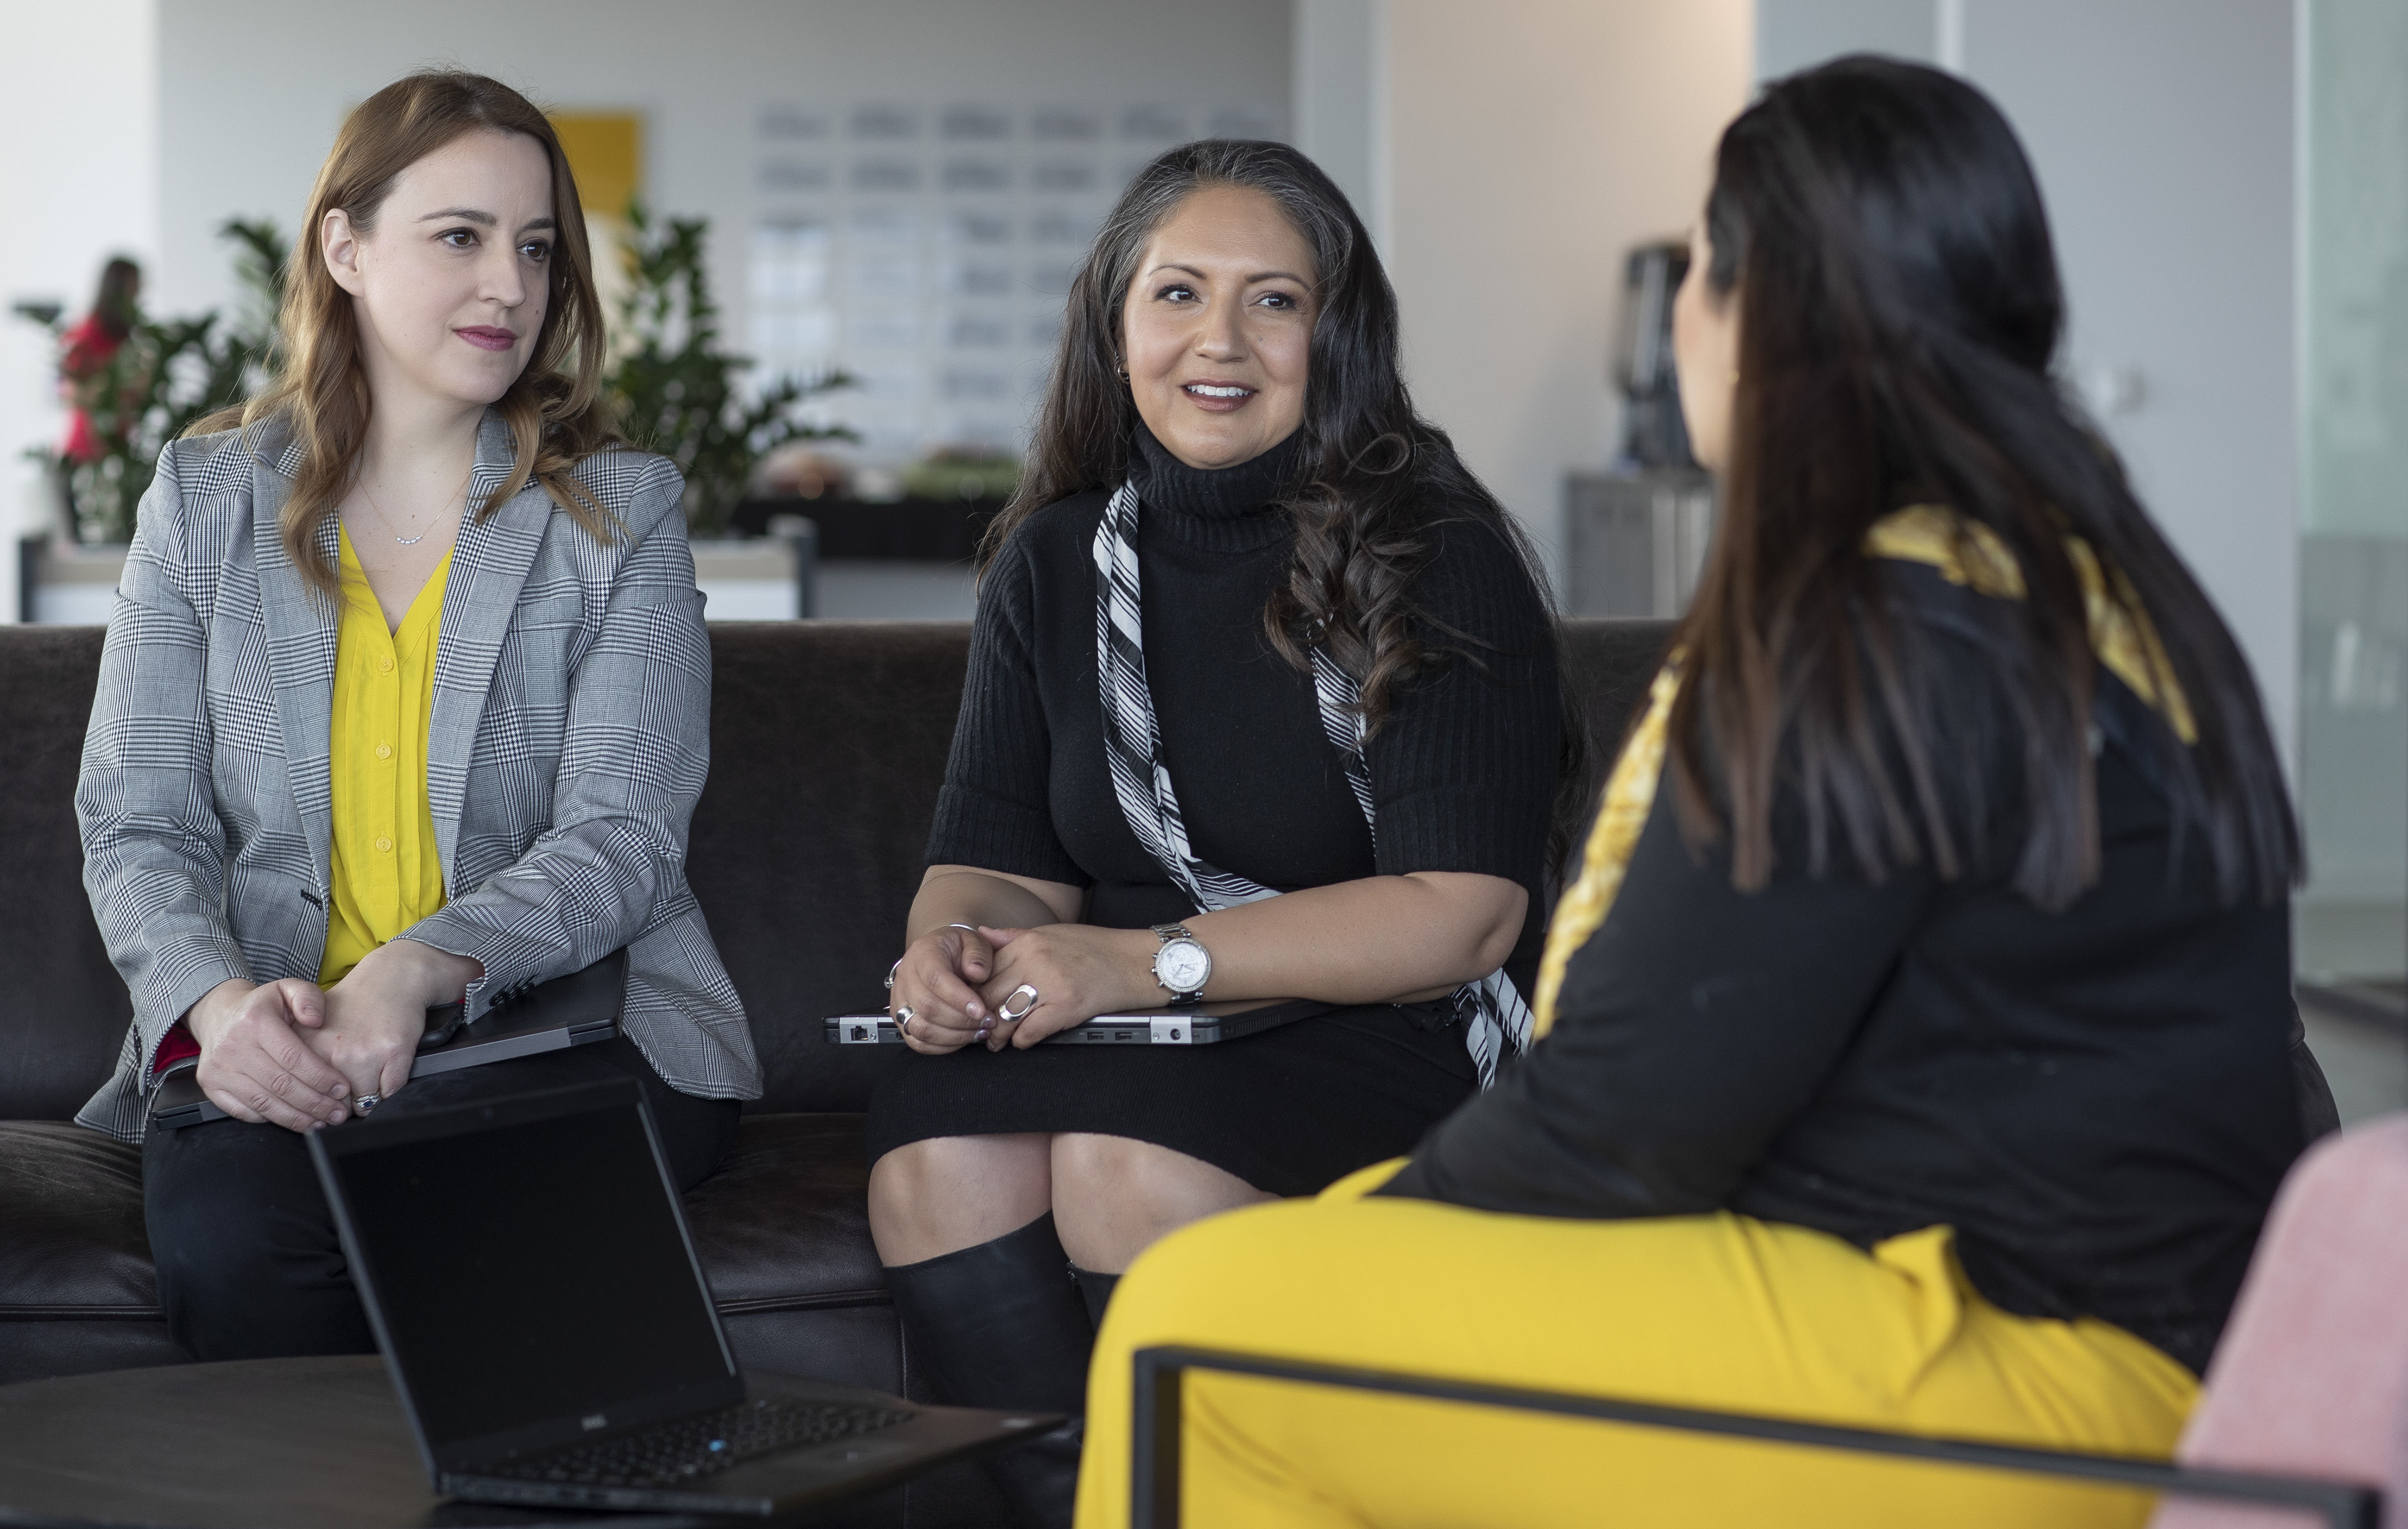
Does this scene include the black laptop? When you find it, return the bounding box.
[307,1077,1059,1513]
[152,950,628,1129]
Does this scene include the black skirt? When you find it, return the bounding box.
[862,1003,1479,1197]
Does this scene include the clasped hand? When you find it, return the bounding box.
[184,941,480,1132]
[888,923,1156,1055]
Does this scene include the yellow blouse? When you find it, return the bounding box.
[319,528,453,986]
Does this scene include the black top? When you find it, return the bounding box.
[927,426,1561,993]
[1381,562,2302,1375]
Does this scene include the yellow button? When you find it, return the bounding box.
[374,742,393,760]
[374,836,394,854]
[377,656,395,674]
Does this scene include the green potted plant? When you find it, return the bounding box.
[13,219,284,548]
[901,445,1020,503]
[604,199,854,539]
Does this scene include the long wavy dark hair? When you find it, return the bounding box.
[989,138,1590,874]
[90,258,141,343]
[1671,56,2296,908]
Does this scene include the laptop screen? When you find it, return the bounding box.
[314,1081,739,1466]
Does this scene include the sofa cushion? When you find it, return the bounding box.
[685,1113,888,1314]
[0,619,1673,1129]
[0,1113,884,1321]
[686,618,1672,1116]
[689,623,971,1115]
[1559,618,1674,796]
[0,622,968,1128]
[0,627,124,1122]
[0,1121,154,1314]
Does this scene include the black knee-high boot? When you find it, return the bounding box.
[884,1213,1093,1529]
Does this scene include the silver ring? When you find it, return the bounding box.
[893,1005,916,1034]
[354,1094,381,1114]
[946,923,981,936]
[997,984,1039,1022]
[884,957,902,991]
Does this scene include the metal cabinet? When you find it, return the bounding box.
[1562,470,1716,618]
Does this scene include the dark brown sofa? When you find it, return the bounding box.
[0,616,1669,1522]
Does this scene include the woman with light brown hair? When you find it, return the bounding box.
[75,69,756,1359]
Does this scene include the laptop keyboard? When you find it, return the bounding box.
[487,1397,918,1489]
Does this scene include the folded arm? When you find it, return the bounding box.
[892,864,1524,1053]
[79,450,361,1129]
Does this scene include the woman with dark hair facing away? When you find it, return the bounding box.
[866,139,1576,1525]
[1076,58,2312,1529]
[78,71,753,1358]
[55,257,144,520]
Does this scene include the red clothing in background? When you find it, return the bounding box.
[59,314,127,466]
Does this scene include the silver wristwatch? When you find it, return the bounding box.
[1150,924,1212,1008]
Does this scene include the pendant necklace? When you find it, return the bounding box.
[360,466,473,546]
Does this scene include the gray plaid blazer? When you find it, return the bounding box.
[75,411,760,1141]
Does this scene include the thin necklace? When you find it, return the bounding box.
[359,466,472,546]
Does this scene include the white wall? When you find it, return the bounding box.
[1756,0,1935,77]
[1293,0,1388,245]
[0,0,160,615]
[1375,0,1755,576]
[26,0,1755,609]
[1753,0,2302,776]
[139,0,1753,588]
[1968,1,2299,777]
[147,0,1289,464]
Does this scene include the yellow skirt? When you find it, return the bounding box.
[1076,1162,2198,1528]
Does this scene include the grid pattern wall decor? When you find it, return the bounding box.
[749,101,1287,465]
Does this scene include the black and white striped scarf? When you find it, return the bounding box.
[1091,480,1533,1086]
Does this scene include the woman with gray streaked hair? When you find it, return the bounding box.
[857,139,1581,1527]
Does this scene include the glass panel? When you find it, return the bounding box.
[2300,0,2408,991]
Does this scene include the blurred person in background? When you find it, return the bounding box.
[54,257,143,535]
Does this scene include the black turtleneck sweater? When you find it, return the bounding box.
[926,427,1560,994]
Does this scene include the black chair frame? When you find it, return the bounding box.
[1129,1345,2379,1529]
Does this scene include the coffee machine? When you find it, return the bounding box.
[1561,240,1716,618]
[1610,239,1698,472]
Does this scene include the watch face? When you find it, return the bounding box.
[1156,939,1211,993]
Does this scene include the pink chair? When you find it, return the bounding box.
[2150,1115,2408,1529]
